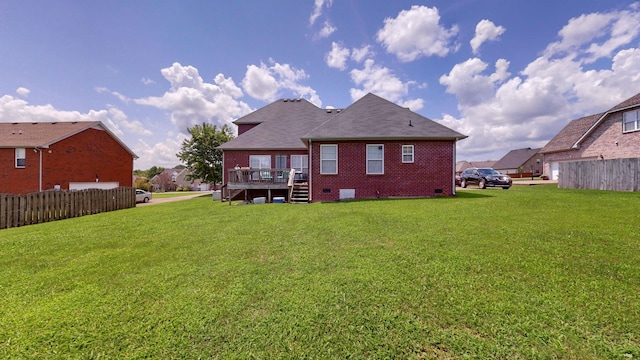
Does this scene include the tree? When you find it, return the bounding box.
[177,123,234,185]
[134,177,153,191]
[133,166,165,179]
[146,166,165,179]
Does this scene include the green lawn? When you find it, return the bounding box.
[1,185,639,359]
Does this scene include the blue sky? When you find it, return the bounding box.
[1,0,639,169]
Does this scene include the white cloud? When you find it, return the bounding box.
[349,59,423,110]
[318,20,336,38]
[470,20,506,54]
[16,87,30,97]
[95,86,130,103]
[133,135,188,170]
[241,60,322,107]
[544,6,640,63]
[135,62,252,132]
[0,94,108,123]
[107,106,152,136]
[351,45,373,63]
[309,0,332,25]
[141,77,155,85]
[440,58,510,107]
[440,6,640,161]
[325,42,350,70]
[376,5,459,62]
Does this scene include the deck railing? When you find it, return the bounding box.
[227,168,292,184]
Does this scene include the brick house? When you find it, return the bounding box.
[151,168,211,191]
[0,121,136,194]
[540,92,640,180]
[219,93,467,202]
[492,147,542,176]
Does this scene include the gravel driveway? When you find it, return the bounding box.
[136,191,211,206]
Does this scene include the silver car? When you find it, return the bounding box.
[136,189,152,203]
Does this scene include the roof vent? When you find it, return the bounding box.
[283,99,288,102]
[326,109,332,113]
[296,99,301,102]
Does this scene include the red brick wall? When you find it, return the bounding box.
[237,124,258,135]
[310,140,456,202]
[0,148,40,194]
[0,128,133,194]
[580,112,640,159]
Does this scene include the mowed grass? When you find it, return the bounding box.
[1,185,639,359]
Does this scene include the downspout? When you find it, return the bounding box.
[308,140,312,202]
[452,141,456,196]
[38,148,43,192]
[222,152,225,185]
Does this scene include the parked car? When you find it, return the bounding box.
[136,189,152,203]
[455,174,461,186]
[459,168,512,189]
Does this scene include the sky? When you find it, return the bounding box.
[1,0,640,170]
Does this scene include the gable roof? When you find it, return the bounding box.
[219,98,332,150]
[302,93,467,141]
[492,147,541,169]
[540,113,602,154]
[0,121,137,157]
[572,91,640,147]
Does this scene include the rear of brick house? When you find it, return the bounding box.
[219,93,467,203]
[0,121,136,194]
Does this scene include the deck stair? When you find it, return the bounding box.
[290,182,309,203]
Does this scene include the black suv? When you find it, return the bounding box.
[459,168,512,189]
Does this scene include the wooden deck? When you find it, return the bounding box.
[222,168,298,203]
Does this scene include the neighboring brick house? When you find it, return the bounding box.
[219,93,467,202]
[151,168,211,191]
[0,121,136,194]
[492,147,542,176]
[540,92,640,180]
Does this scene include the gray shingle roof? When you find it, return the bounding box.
[540,113,602,154]
[493,147,541,169]
[302,93,467,141]
[219,98,334,150]
[220,93,467,150]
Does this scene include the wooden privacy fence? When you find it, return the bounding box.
[559,158,640,192]
[0,187,136,230]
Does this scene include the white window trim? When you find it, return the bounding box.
[623,109,640,133]
[291,155,308,174]
[15,148,26,168]
[320,145,338,175]
[366,144,384,175]
[402,145,414,163]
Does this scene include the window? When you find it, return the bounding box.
[367,144,384,174]
[291,155,308,174]
[402,145,414,163]
[275,155,287,169]
[15,148,26,168]
[320,145,337,174]
[250,155,271,169]
[250,155,271,180]
[623,109,640,132]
